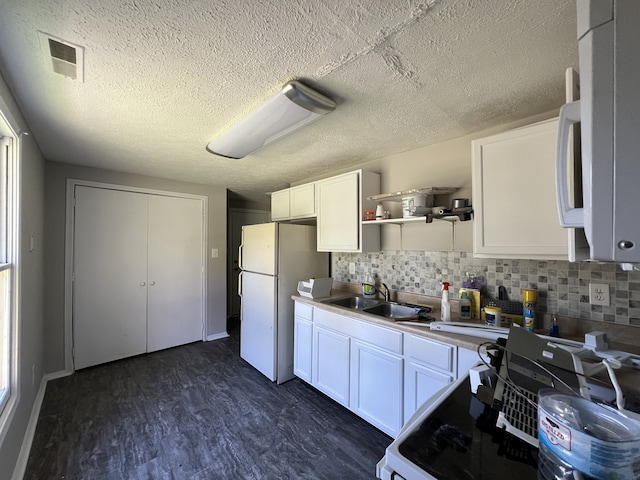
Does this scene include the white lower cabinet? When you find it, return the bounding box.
[293,302,314,383]
[403,334,457,424]
[312,324,350,406]
[404,362,454,422]
[294,303,479,438]
[350,340,403,437]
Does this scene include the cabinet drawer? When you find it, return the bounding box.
[294,301,313,321]
[404,335,455,373]
[314,307,402,354]
[348,318,402,354]
[314,308,348,332]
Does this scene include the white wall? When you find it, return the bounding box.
[43,162,228,373]
[0,74,46,478]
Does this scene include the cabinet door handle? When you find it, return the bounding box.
[140,282,146,287]
[150,281,156,286]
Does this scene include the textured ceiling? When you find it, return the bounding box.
[0,0,577,199]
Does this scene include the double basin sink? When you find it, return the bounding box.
[324,295,430,321]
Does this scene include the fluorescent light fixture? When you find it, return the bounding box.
[206,80,337,159]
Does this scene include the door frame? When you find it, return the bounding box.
[64,179,208,373]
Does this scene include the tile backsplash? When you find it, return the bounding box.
[332,251,640,327]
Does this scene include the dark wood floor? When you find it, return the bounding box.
[24,321,391,479]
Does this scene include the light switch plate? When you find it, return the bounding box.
[349,262,356,275]
[211,248,219,258]
[589,283,610,306]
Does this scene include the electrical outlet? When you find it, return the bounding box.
[589,283,610,306]
[348,262,356,275]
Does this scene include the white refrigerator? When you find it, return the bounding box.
[239,222,329,384]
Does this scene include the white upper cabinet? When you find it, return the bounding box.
[316,170,380,252]
[289,183,316,218]
[271,189,290,220]
[472,118,569,260]
[270,182,316,221]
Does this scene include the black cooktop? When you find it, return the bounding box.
[398,376,539,479]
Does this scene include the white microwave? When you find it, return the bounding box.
[556,0,640,269]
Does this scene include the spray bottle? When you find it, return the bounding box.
[441,281,451,322]
[522,288,536,332]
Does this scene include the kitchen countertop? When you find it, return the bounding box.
[293,290,496,352]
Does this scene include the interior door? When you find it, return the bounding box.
[73,186,148,369]
[240,271,276,381]
[146,194,204,352]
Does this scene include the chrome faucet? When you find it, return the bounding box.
[381,283,390,302]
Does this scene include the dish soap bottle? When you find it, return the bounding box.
[459,291,471,320]
[362,274,376,297]
[441,281,451,322]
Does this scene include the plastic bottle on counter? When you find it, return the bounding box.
[459,291,471,320]
[484,306,501,327]
[362,274,376,297]
[549,315,559,337]
[522,288,536,332]
[441,281,451,322]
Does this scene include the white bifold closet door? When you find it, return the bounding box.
[73,186,204,370]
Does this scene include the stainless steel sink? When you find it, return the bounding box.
[326,296,382,310]
[363,303,421,319]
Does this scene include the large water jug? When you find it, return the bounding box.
[537,389,640,480]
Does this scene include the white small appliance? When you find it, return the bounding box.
[556,0,640,268]
[238,222,329,384]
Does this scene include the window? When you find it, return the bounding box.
[0,125,16,416]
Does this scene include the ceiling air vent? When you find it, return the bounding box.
[38,31,84,82]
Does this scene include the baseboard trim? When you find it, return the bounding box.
[11,370,72,480]
[207,332,229,341]
[44,370,73,381]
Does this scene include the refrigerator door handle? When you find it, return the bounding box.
[238,271,243,297]
[238,244,244,270]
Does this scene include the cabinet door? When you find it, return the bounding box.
[312,325,350,406]
[294,316,313,383]
[73,186,148,369]
[271,189,290,220]
[458,347,488,378]
[290,183,316,218]
[147,195,204,352]
[316,171,360,252]
[472,118,568,259]
[404,361,454,423]
[350,340,403,437]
